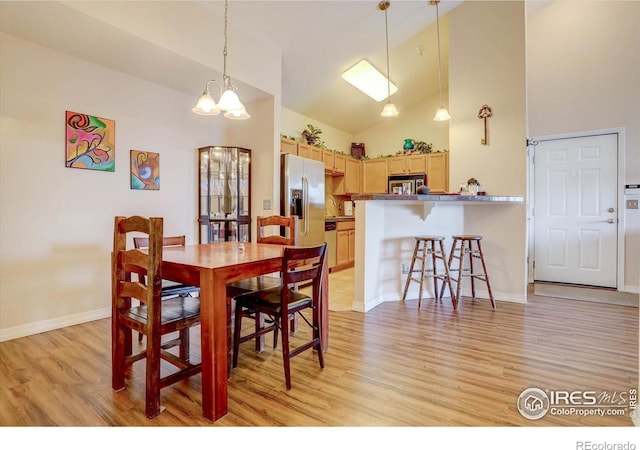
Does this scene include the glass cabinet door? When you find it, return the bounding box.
[198,146,251,243]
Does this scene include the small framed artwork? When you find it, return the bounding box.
[65,111,115,171]
[130,150,160,190]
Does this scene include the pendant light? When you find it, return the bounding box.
[431,0,450,121]
[192,0,250,120]
[379,1,399,118]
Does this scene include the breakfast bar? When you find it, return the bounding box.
[351,194,525,312]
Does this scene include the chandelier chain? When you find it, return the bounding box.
[223,0,228,79]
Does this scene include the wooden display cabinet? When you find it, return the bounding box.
[198,146,251,244]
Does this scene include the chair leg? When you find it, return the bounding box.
[145,331,162,419]
[430,241,439,302]
[254,312,265,352]
[468,240,476,298]
[476,240,496,309]
[313,308,324,369]
[112,319,127,391]
[454,239,464,305]
[417,240,427,309]
[281,313,292,390]
[232,304,243,368]
[179,329,190,362]
[402,240,420,301]
[439,240,457,310]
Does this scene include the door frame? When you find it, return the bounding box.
[527,127,626,290]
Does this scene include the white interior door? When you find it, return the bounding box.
[534,134,618,288]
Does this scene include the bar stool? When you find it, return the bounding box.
[445,235,495,309]
[402,236,457,310]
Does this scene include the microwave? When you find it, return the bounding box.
[388,174,426,195]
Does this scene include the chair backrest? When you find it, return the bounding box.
[281,243,327,307]
[133,235,185,249]
[257,215,298,245]
[112,216,163,326]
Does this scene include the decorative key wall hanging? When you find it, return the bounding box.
[477,104,493,145]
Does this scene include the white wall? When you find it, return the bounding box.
[0,33,279,340]
[281,107,354,154]
[353,90,450,159]
[527,1,640,292]
[449,1,528,300]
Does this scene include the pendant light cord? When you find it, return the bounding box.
[384,7,391,102]
[435,1,444,107]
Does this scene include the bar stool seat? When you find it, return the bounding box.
[445,235,495,309]
[401,236,457,310]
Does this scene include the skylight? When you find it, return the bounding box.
[341,59,398,102]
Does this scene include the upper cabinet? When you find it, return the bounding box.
[426,153,449,193]
[333,156,360,195]
[280,138,297,155]
[362,158,389,194]
[387,154,427,175]
[324,149,345,175]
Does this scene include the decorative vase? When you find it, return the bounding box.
[403,139,415,150]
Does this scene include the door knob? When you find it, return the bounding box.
[607,207,615,213]
[605,218,615,224]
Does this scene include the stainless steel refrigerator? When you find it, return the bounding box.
[281,154,325,247]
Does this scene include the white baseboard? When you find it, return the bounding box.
[0,307,111,342]
[623,285,640,295]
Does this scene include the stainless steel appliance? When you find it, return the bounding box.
[281,154,325,246]
[388,174,426,195]
[325,221,337,269]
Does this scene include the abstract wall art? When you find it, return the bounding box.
[65,111,115,171]
[130,150,160,190]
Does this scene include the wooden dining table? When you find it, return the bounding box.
[160,241,329,422]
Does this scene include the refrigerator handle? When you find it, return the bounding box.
[301,176,309,236]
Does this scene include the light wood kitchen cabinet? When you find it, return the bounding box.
[387,154,427,175]
[426,152,449,193]
[297,142,312,159]
[323,150,345,175]
[362,158,388,194]
[280,137,297,155]
[309,146,323,162]
[336,220,355,268]
[333,156,361,195]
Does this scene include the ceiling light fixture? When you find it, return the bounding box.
[341,60,398,102]
[431,0,450,122]
[192,0,250,120]
[379,1,399,118]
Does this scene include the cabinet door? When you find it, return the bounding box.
[348,230,356,263]
[427,152,449,193]
[407,154,427,174]
[362,159,389,194]
[297,143,311,159]
[336,230,350,266]
[344,157,360,194]
[387,157,406,175]
[323,150,334,173]
[333,154,346,175]
[310,146,323,162]
[280,138,297,155]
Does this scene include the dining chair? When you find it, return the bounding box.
[232,242,327,390]
[112,215,202,419]
[226,215,298,352]
[133,235,199,342]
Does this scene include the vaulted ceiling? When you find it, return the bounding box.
[1,1,465,134]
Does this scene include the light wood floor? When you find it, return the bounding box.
[1,270,637,427]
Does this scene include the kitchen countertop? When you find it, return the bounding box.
[351,194,524,203]
[325,216,355,222]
